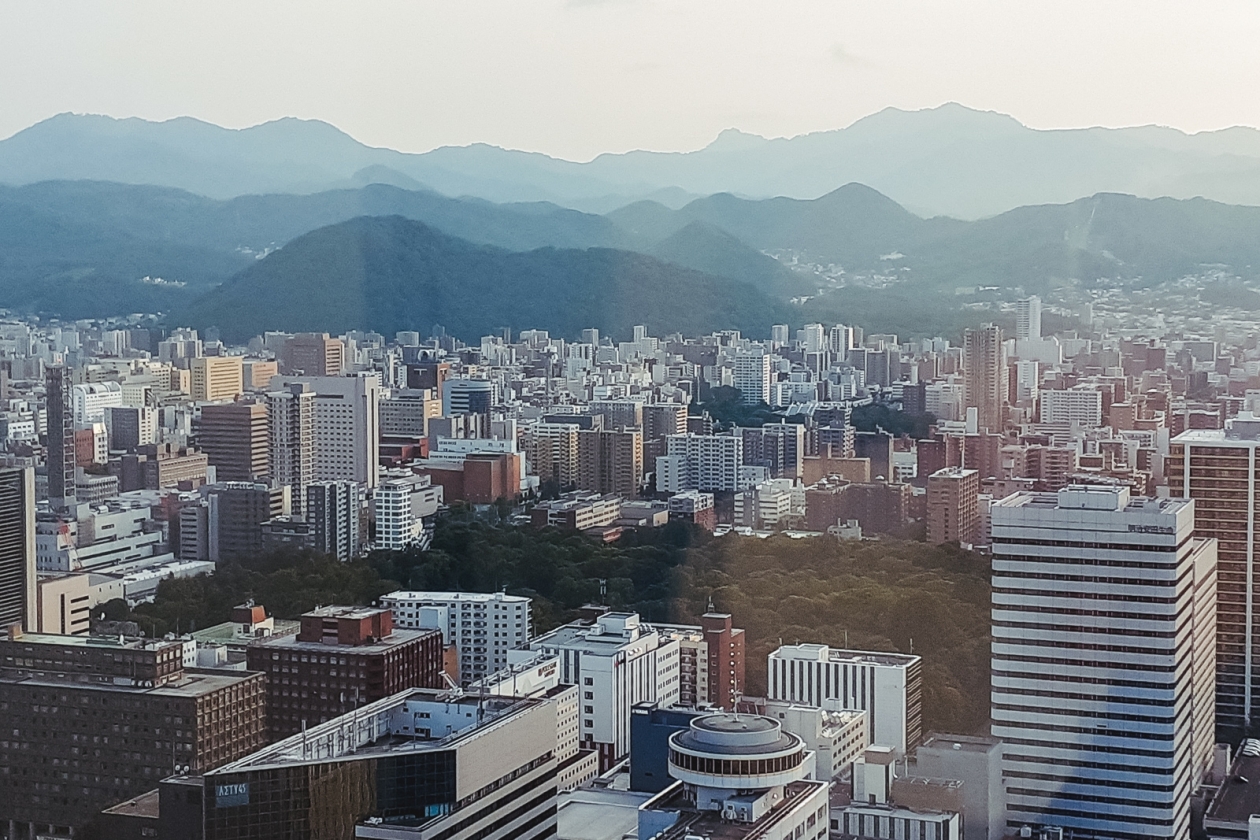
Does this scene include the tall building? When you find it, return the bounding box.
[575,427,643,498]
[1167,414,1260,737]
[1015,294,1042,341]
[266,381,315,513]
[926,467,980,546]
[272,374,381,488]
[963,325,1005,433]
[280,331,344,376]
[657,433,744,493]
[990,486,1217,840]
[306,480,360,560]
[381,590,532,684]
[524,422,580,488]
[444,377,493,416]
[71,381,123,425]
[0,467,35,631]
[199,401,269,482]
[206,481,290,562]
[372,473,443,550]
[657,612,745,710]
[190,355,244,402]
[105,404,158,450]
[1040,385,1104,427]
[0,631,266,835]
[45,365,76,510]
[162,688,564,840]
[767,643,923,757]
[733,350,772,405]
[244,606,445,740]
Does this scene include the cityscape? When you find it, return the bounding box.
[5,3,1260,840]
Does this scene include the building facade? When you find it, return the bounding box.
[381,590,531,684]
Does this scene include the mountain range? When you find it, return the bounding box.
[8,105,1260,218]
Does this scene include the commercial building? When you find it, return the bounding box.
[911,733,1005,840]
[72,381,123,425]
[117,443,210,492]
[767,643,922,757]
[162,689,562,840]
[33,573,90,635]
[266,381,314,514]
[0,468,35,631]
[526,611,681,770]
[381,590,531,685]
[379,388,441,437]
[205,482,290,563]
[657,433,744,493]
[764,700,868,781]
[990,486,1217,840]
[199,401,269,482]
[46,366,76,510]
[443,377,493,416]
[667,490,716,531]
[371,472,442,550]
[106,405,158,450]
[272,374,381,488]
[963,324,1005,433]
[530,491,621,530]
[1167,414,1260,737]
[280,332,344,377]
[190,355,244,402]
[1015,295,1042,341]
[0,630,266,836]
[926,467,980,546]
[244,606,445,740]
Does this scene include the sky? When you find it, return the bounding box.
[1,0,1258,161]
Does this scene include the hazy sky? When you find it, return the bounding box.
[2,0,1258,160]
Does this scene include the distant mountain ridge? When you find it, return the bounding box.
[7,105,1260,217]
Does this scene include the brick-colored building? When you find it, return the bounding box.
[199,401,269,482]
[418,452,521,504]
[245,606,445,740]
[926,467,980,546]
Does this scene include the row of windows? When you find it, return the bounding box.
[668,747,805,777]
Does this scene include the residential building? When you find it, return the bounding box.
[190,355,244,402]
[272,374,381,488]
[657,433,744,493]
[244,606,445,740]
[306,480,361,560]
[199,401,269,482]
[926,467,980,546]
[733,349,772,405]
[372,472,442,550]
[379,387,441,437]
[105,405,158,450]
[46,366,76,510]
[0,467,35,630]
[530,491,622,530]
[963,325,1005,432]
[266,381,314,513]
[523,422,580,487]
[381,590,531,685]
[667,490,716,531]
[0,631,266,835]
[205,482,290,562]
[990,486,1217,839]
[575,427,642,498]
[767,643,923,757]
[1015,295,1042,341]
[1040,385,1104,427]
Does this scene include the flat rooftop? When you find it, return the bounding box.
[0,667,259,697]
[381,590,530,604]
[649,780,826,840]
[0,631,177,652]
[771,644,919,668]
[190,618,300,644]
[919,732,1002,754]
[249,627,438,654]
[1206,751,1260,828]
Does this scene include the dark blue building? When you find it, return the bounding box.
[630,703,704,793]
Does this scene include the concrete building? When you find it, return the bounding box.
[910,733,1005,840]
[963,325,1005,433]
[0,631,266,836]
[280,331,344,377]
[1167,414,1260,737]
[655,613,746,711]
[379,387,441,437]
[525,611,681,770]
[667,490,716,531]
[272,374,381,488]
[991,486,1217,840]
[381,590,531,685]
[764,700,869,781]
[1015,295,1042,341]
[767,643,923,757]
[1040,385,1104,427]
[205,481,290,563]
[105,404,158,450]
[198,401,269,482]
[443,376,494,416]
[161,689,563,840]
[306,480,361,560]
[657,433,744,493]
[371,472,442,550]
[576,427,643,498]
[190,355,244,402]
[266,381,315,513]
[524,422,580,488]
[71,381,123,425]
[46,366,76,510]
[733,350,773,405]
[245,606,445,740]
[33,573,90,635]
[926,467,980,546]
[531,491,621,530]
[0,467,35,631]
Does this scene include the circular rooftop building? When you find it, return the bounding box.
[667,713,810,790]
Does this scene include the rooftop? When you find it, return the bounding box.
[649,780,827,840]
[770,643,919,668]
[919,732,1002,754]
[1206,746,1260,828]
[381,590,531,604]
[250,626,439,654]
[0,631,178,652]
[1,666,260,697]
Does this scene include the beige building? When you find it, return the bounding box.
[576,427,643,498]
[35,573,90,635]
[282,332,345,377]
[190,355,244,402]
[524,422,580,487]
[927,467,980,546]
[963,324,1006,432]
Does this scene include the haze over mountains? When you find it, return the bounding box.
[8,104,1260,218]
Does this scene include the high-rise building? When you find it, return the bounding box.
[443,377,494,416]
[198,401,269,482]
[523,422,580,488]
[266,381,314,513]
[371,473,443,550]
[963,325,1006,433]
[306,480,360,560]
[206,481,290,562]
[1040,385,1104,427]
[575,427,643,498]
[272,374,381,488]
[733,350,772,405]
[657,433,744,493]
[71,381,123,425]
[379,387,441,437]
[1015,295,1042,341]
[381,590,532,684]
[990,486,1217,840]
[280,331,344,376]
[0,631,266,835]
[1167,413,1260,737]
[0,468,35,631]
[45,366,76,510]
[190,355,244,402]
[656,613,746,710]
[926,467,980,546]
[767,643,923,757]
[245,606,445,740]
[159,688,564,840]
[105,404,158,449]
[740,422,805,479]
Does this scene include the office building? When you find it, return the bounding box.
[33,573,90,635]
[667,490,716,531]
[926,467,980,546]
[206,482,290,562]
[245,606,445,740]
[280,331,344,377]
[379,388,441,437]
[381,590,532,684]
[443,377,493,416]
[306,480,361,560]
[199,401,269,482]
[767,643,922,757]
[990,486,1217,840]
[637,712,829,840]
[526,611,681,770]
[1168,414,1260,736]
[163,688,563,840]
[530,491,622,530]
[273,374,381,488]
[0,631,266,835]
[657,433,744,493]
[71,381,123,425]
[733,350,772,405]
[372,472,443,550]
[575,427,643,498]
[1015,295,1042,341]
[46,366,76,510]
[106,404,158,450]
[266,381,314,513]
[190,355,244,402]
[963,325,1005,432]
[911,733,1005,840]
[0,467,35,631]
[764,700,869,781]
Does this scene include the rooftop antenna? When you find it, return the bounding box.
[599,578,607,605]
[706,595,715,614]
